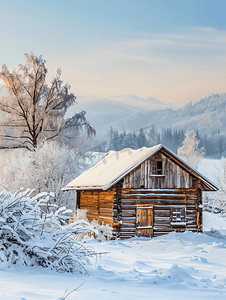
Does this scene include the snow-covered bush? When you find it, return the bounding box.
[72,209,113,242]
[90,219,113,242]
[0,142,92,209]
[0,189,97,274]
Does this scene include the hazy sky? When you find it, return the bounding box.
[1,0,226,105]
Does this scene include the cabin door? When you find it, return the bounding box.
[136,206,154,238]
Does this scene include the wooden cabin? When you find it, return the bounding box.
[64,144,218,239]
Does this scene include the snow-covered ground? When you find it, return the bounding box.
[1,211,226,300]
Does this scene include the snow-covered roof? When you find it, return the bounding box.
[64,144,218,191]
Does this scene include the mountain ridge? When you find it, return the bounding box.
[66,93,226,138]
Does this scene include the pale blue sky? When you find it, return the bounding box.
[1,0,226,104]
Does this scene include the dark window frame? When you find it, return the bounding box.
[152,160,163,175]
[170,206,186,224]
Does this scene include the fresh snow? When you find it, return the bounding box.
[1,211,226,300]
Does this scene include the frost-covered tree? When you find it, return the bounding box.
[0,53,95,151]
[177,131,204,169]
[0,142,90,209]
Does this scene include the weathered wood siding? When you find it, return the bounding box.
[123,152,192,189]
[79,189,115,224]
[114,188,200,239]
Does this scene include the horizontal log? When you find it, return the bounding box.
[99,213,114,218]
[119,232,136,236]
[120,211,136,218]
[154,218,170,223]
[153,232,169,237]
[186,210,197,214]
[120,235,136,239]
[80,197,99,201]
[120,217,136,222]
[186,220,196,224]
[187,225,197,229]
[154,216,170,220]
[153,227,173,232]
[121,205,137,210]
[121,194,191,200]
[186,215,196,219]
[121,188,196,194]
[80,205,98,210]
[80,205,98,211]
[99,192,114,196]
[153,224,171,228]
[99,207,113,212]
[121,199,196,206]
[119,228,136,232]
[99,204,113,211]
[99,205,114,210]
[154,211,170,217]
[100,196,114,200]
[99,201,114,205]
[154,205,197,210]
[122,190,196,195]
[80,200,99,205]
[120,224,136,228]
[80,195,99,200]
[81,191,100,195]
[153,205,171,209]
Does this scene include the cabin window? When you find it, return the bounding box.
[152,161,163,175]
[171,206,186,224]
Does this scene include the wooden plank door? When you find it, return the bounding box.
[136,206,153,237]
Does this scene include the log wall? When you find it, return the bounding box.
[115,188,200,239]
[78,189,115,225]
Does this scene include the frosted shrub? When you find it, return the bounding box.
[73,209,113,241]
[73,208,89,222]
[0,190,97,274]
[0,142,90,209]
[90,219,113,242]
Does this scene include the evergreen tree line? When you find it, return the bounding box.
[105,126,160,151]
[103,126,226,157]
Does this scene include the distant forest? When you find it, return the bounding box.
[95,126,225,158]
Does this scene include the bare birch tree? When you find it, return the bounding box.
[0,53,95,151]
